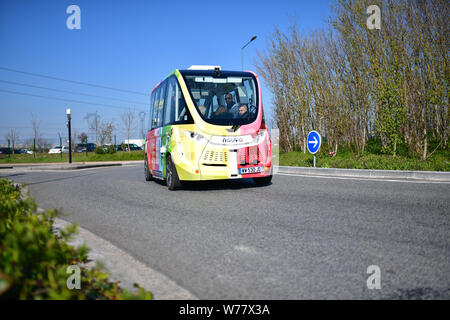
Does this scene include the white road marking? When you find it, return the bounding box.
[234,245,258,255]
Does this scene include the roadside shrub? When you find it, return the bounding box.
[0,178,152,300]
[103,145,117,154]
[365,138,383,155]
[95,147,105,155]
[95,145,117,155]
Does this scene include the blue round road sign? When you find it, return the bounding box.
[307,131,321,154]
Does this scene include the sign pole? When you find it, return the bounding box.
[307,130,321,168]
[66,108,72,164]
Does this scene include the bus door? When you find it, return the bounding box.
[160,77,178,177]
[150,81,167,177]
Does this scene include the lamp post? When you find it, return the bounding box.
[66,108,72,163]
[241,35,257,71]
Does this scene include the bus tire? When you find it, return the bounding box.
[166,155,182,190]
[253,175,272,186]
[144,154,153,181]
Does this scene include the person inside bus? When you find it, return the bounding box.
[225,93,241,115]
[225,93,237,111]
[238,104,249,118]
[198,105,207,116]
[212,106,228,118]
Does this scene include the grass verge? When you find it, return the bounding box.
[0,151,144,164]
[279,149,449,171]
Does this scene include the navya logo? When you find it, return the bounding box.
[223,137,244,144]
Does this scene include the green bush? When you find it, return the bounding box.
[104,145,117,154]
[0,178,152,300]
[95,145,117,155]
[111,145,118,154]
[94,147,105,155]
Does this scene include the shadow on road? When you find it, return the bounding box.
[23,172,104,186]
[0,173,26,178]
[151,178,272,191]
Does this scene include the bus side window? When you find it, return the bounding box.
[151,86,161,129]
[148,90,156,131]
[174,78,193,124]
[164,77,177,126]
[155,81,167,128]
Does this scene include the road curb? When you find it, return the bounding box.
[53,217,198,300]
[276,166,450,181]
[40,163,123,170]
[0,163,124,170]
[0,160,144,170]
[26,163,123,170]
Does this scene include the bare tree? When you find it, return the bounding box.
[121,110,136,151]
[98,120,115,146]
[31,113,41,153]
[138,111,146,139]
[256,0,448,159]
[85,111,100,146]
[77,132,88,144]
[5,128,20,154]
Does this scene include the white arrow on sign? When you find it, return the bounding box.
[308,136,318,149]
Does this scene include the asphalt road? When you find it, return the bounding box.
[2,165,449,299]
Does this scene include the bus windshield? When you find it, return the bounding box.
[183,73,258,126]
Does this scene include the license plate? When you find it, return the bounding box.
[239,166,264,174]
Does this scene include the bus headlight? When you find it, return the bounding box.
[185,131,209,145]
[253,129,267,144]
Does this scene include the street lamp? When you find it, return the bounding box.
[241,35,257,71]
[66,108,72,164]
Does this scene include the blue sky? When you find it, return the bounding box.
[0,0,331,145]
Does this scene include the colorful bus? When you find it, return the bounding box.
[144,66,272,190]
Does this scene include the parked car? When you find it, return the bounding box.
[75,143,96,152]
[1,148,34,155]
[0,147,12,155]
[48,146,68,154]
[124,143,143,151]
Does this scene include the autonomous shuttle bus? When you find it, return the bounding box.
[144,66,272,190]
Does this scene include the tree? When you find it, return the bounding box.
[77,132,87,144]
[30,113,41,153]
[5,128,20,155]
[98,121,115,146]
[256,0,448,160]
[85,112,100,146]
[121,111,136,151]
[138,111,146,139]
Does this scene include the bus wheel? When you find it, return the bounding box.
[166,155,182,190]
[253,175,272,186]
[144,155,153,181]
